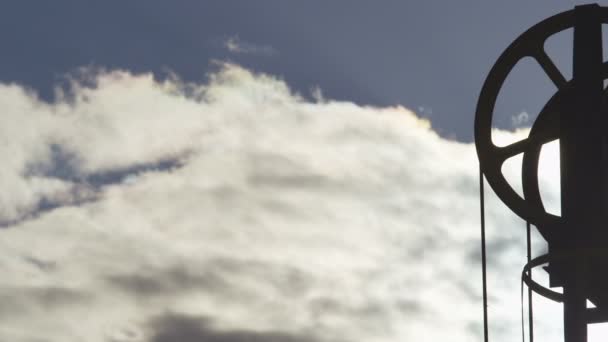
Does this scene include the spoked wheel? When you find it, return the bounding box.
[475,7,608,241]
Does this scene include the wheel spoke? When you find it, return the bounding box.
[499,138,533,159]
[499,117,559,159]
[534,49,568,89]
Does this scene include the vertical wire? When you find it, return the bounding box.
[526,222,534,342]
[480,165,489,342]
[521,272,525,342]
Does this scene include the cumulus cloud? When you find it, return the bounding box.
[0,63,570,341]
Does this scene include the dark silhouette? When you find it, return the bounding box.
[476,4,608,342]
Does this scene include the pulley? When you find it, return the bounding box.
[476,4,608,342]
[476,6,608,241]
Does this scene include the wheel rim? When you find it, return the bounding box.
[475,7,608,239]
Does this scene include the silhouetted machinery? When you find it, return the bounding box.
[476,4,608,342]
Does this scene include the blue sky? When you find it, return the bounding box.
[0,1,594,140]
[0,2,606,342]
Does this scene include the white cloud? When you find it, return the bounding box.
[0,63,571,342]
[224,36,277,56]
[511,111,530,127]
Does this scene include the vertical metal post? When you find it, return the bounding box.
[560,4,605,342]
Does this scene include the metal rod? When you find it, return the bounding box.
[527,222,534,342]
[479,166,489,342]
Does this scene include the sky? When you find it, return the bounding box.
[1,1,608,341]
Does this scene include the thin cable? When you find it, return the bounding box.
[479,165,489,342]
[526,222,534,342]
[521,222,534,342]
[521,273,525,342]
[519,278,526,342]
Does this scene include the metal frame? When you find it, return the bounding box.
[475,4,608,342]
